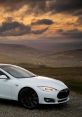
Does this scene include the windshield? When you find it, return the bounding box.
[1,65,36,78]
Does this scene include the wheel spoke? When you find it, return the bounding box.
[20,90,38,109]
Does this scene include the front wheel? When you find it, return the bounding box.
[19,88,39,109]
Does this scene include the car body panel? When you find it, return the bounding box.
[0,64,70,104]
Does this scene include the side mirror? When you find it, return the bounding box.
[0,75,8,79]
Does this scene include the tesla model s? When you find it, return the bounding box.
[0,64,70,109]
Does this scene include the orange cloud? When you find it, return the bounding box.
[0,2,81,37]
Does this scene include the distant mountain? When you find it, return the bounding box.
[44,49,82,67]
[0,43,38,53]
[0,43,82,67]
[0,43,42,64]
[24,38,82,53]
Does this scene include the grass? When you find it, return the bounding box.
[18,63,82,94]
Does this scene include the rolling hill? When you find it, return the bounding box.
[0,43,42,64]
[0,43,82,67]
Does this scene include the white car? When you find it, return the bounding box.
[0,64,69,109]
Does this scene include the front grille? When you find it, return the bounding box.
[57,88,69,99]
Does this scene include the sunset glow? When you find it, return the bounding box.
[0,0,81,39]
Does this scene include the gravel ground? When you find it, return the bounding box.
[0,92,82,117]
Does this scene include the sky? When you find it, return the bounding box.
[0,0,82,46]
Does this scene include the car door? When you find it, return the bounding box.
[0,70,12,99]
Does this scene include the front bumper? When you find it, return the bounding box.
[38,88,70,104]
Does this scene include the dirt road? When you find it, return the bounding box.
[0,93,82,117]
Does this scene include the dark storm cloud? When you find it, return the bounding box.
[0,0,82,14]
[32,27,48,34]
[52,0,82,12]
[0,0,46,13]
[0,21,31,36]
[57,29,82,38]
[31,19,54,25]
[0,20,48,36]
[0,0,24,11]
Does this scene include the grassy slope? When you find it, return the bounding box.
[0,44,82,67]
[19,64,82,94]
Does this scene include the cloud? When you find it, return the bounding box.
[0,19,48,36]
[0,0,46,13]
[57,29,82,38]
[31,19,54,25]
[52,0,82,12]
[0,20,31,36]
[72,9,82,16]
[0,0,81,13]
[77,16,82,24]
[0,0,81,37]
[0,0,24,11]
[32,27,48,34]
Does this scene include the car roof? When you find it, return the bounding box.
[0,64,16,68]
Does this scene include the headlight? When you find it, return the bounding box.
[38,86,57,92]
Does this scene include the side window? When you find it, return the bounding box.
[0,71,6,76]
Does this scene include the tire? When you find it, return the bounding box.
[18,88,39,109]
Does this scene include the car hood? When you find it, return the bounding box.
[18,76,67,90]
